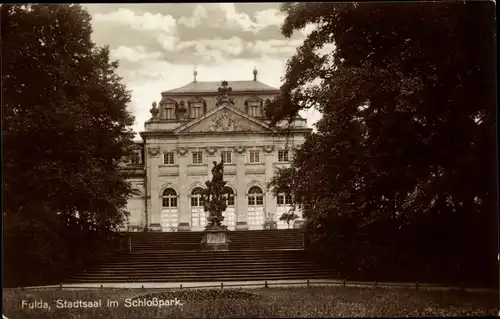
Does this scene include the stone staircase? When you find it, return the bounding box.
[66,229,339,283]
[127,229,305,251]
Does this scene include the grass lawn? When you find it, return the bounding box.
[3,286,498,318]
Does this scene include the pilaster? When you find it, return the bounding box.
[264,151,276,218]
[178,148,190,226]
[148,146,161,230]
[235,149,247,225]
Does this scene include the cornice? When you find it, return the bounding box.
[161,89,280,97]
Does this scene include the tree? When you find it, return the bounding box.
[2,4,135,229]
[279,211,299,229]
[267,2,497,283]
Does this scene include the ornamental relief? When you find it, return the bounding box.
[205,147,218,155]
[234,146,246,154]
[185,109,265,133]
[176,147,188,156]
[147,147,160,157]
[207,109,241,132]
[262,145,275,153]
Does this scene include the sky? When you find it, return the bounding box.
[84,3,322,136]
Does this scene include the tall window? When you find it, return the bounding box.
[161,188,178,232]
[278,150,289,162]
[162,188,178,207]
[192,151,203,164]
[190,103,203,118]
[223,188,236,230]
[163,152,174,165]
[221,151,232,164]
[277,192,293,229]
[248,186,264,206]
[247,186,264,227]
[191,187,207,229]
[249,150,260,163]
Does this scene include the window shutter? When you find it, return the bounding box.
[245,101,249,114]
[203,101,207,114]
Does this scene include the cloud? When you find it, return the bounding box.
[110,46,164,63]
[175,37,244,56]
[85,4,322,136]
[177,4,286,35]
[178,5,208,28]
[93,8,177,34]
[247,39,302,56]
[254,8,285,28]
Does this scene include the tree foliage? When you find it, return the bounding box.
[2,4,135,229]
[267,2,497,282]
[279,211,299,228]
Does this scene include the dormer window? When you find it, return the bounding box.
[165,106,175,119]
[159,98,177,120]
[188,97,206,119]
[245,96,263,118]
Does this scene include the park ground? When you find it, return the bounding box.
[3,286,498,318]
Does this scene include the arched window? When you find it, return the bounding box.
[226,188,235,206]
[247,186,265,228]
[161,187,179,232]
[162,188,178,207]
[191,187,205,207]
[248,186,264,206]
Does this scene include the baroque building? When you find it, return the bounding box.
[120,69,312,232]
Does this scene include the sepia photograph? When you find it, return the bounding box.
[2,2,498,318]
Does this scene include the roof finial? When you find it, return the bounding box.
[193,66,198,83]
[253,66,258,81]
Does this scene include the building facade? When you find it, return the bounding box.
[120,70,311,232]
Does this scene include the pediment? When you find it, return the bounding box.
[246,95,263,102]
[188,96,205,103]
[174,105,273,134]
[159,97,177,106]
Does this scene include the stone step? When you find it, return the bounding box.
[98,255,313,262]
[80,266,334,276]
[116,251,305,256]
[87,260,323,270]
[67,272,339,283]
[129,238,303,244]
[65,229,323,284]
[98,259,312,267]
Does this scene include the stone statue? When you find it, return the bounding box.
[212,160,224,182]
[216,80,234,106]
[201,158,232,229]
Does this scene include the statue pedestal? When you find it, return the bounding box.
[201,227,230,251]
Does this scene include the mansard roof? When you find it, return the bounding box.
[162,80,279,95]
